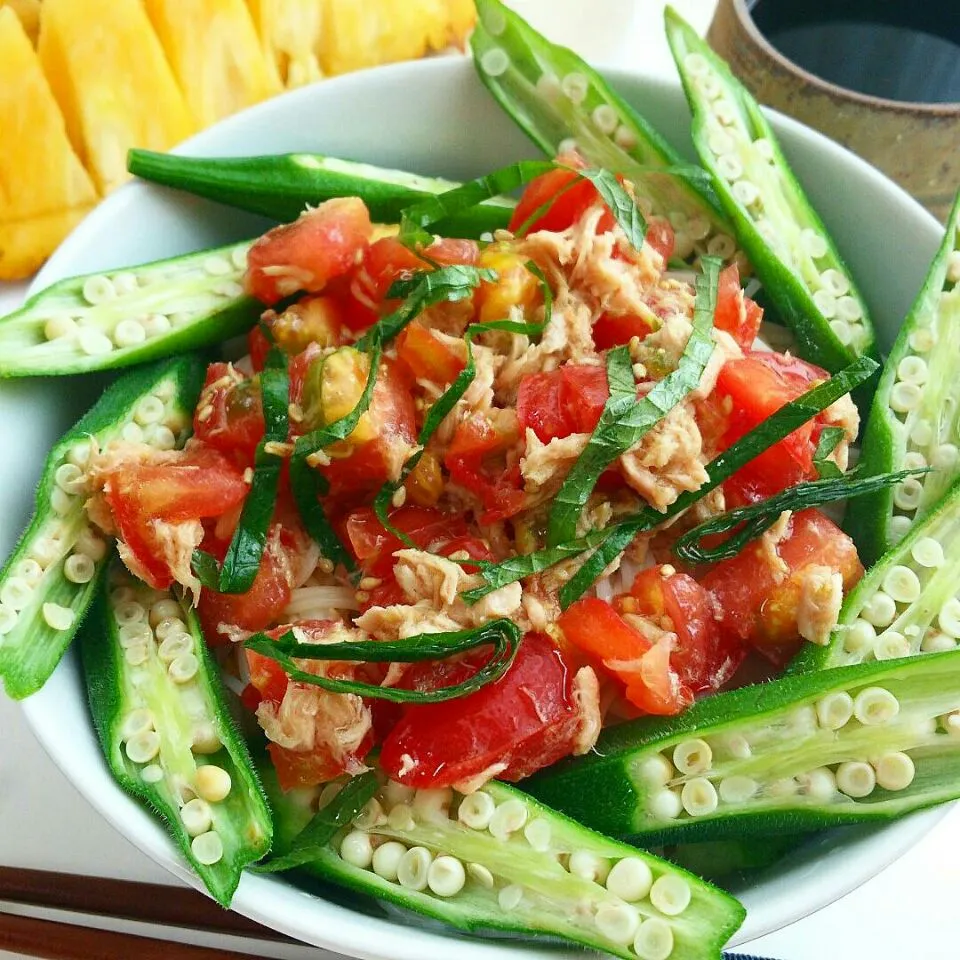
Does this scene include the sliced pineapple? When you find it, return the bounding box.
[144,0,282,126]
[247,0,325,89]
[0,8,97,280]
[38,0,196,196]
[0,0,40,43]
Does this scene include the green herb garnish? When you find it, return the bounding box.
[812,425,847,479]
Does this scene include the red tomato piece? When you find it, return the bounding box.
[509,153,597,234]
[700,509,863,664]
[713,264,764,351]
[245,197,373,305]
[516,365,609,443]
[618,566,745,695]
[380,633,582,788]
[423,238,480,266]
[444,414,525,523]
[193,363,265,466]
[644,217,676,262]
[558,597,691,716]
[396,321,466,385]
[714,350,828,503]
[592,312,654,350]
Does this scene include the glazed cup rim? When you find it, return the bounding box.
[727,0,960,114]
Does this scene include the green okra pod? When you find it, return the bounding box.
[844,191,960,566]
[260,765,744,960]
[525,649,960,844]
[0,240,259,378]
[0,355,203,699]
[81,561,272,906]
[665,7,877,373]
[128,150,515,238]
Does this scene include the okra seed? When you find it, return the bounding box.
[672,739,712,775]
[0,603,17,636]
[874,752,915,791]
[844,619,877,655]
[861,591,897,629]
[714,98,738,126]
[889,515,913,544]
[498,884,524,911]
[427,856,466,897]
[387,803,416,832]
[113,320,146,349]
[633,917,674,960]
[715,154,743,183]
[125,730,161,764]
[67,439,95,469]
[753,137,775,162]
[720,734,752,760]
[787,704,818,734]
[829,319,852,345]
[932,443,959,470]
[64,553,96,584]
[54,463,84,494]
[412,788,453,824]
[732,180,760,207]
[340,831,374,869]
[169,653,200,684]
[480,47,509,78]
[191,831,224,866]
[836,761,876,799]
[882,566,922,604]
[648,789,682,820]
[45,315,79,341]
[890,380,923,413]
[898,355,929,386]
[853,687,900,725]
[124,643,149,666]
[687,216,711,241]
[489,799,528,840]
[382,780,416,808]
[1,577,33,612]
[122,422,144,444]
[706,234,736,259]
[766,778,799,798]
[191,723,222,755]
[706,128,735,156]
[44,600,76,633]
[569,851,610,884]
[13,559,43,586]
[467,862,495,889]
[938,598,960,637]
[946,251,960,283]
[50,487,76,517]
[523,818,552,852]
[797,767,836,800]
[606,857,653,902]
[893,479,923,512]
[149,599,182,627]
[112,272,138,295]
[683,52,710,77]
[371,841,407,882]
[816,691,854,730]
[458,790,496,830]
[942,712,960,737]
[836,296,863,322]
[639,754,675,787]
[904,451,928,472]
[672,232,694,260]
[874,630,911,661]
[909,329,938,357]
[911,418,934,446]
[649,874,691,916]
[135,396,166,426]
[155,617,188,643]
[141,765,164,784]
[592,104,619,135]
[181,798,213,837]
[561,71,588,104]
[77,529,108,563]
[536,72,561,100]
[680,778,718,817]
[696,72,722,100]
[115,600,146,625]
[922,631,956,653]
[142,314,172,338]
[353,798,386,830]
[202,256,232,276]
[213,280,244,299]
[558,137,578,156]
[170,312,193,327]
[820,269,850,297]
[812,289,838,319]
[77,328,114,356]
[119,709,154,741]
[718,776,758,804]
[397,847,433,891]
[147,425,177,451]
[82,276,116,304]
[800,228,828,259]
[595,902,640,945]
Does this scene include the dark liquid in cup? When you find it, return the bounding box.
[749,0,960,103]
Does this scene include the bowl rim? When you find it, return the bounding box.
[721,0,960,114]
[17,53,952,958]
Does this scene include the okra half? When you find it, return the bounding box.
[666,8,877,371]
[262,768,744,960]
[471,0,738,264]
[525,649,960,844]
[128,150,516,238]
[844,191,960,566]
[796,480,960,671]
[0,355,203,699]
[81,562,272,906]
[0,240,259,377]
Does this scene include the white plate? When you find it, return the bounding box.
[5,56,948,956]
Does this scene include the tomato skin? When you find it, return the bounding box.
[245,197,373,305]
[592,312,654,350]
[701,509,863,663]
[509,154,596,234]
[713,264,764,351]
[396,321,466,385]
[715,351,828,502]
[618,566,745,695]
[558,598,690,715]
[516,365,609,443]
[424,238,480,266]
[193,363,265,466]
[444,414,525,523]
[644,217,676,262]
[380,633,582,788]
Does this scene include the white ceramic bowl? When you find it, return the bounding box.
[4,56,949,957]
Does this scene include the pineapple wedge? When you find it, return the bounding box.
[144,0,282,127]
[247,0,325,89]
[0,0,40,43]
[0,8,97,279]
[38,0,196,196]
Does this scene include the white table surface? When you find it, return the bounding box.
[1,2,956,958]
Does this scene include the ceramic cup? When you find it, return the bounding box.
[707,0,960,221]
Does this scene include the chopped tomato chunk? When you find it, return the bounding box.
[516,365,609,443]
[245,197,373,305]
[396,321,465,385]
[380,633,582,789]
[713,264,763,351]
[509,153,596,234]
[592,312,654,350]
[193,363,265,466]
[701,509,863,664]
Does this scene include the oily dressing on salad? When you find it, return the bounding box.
[2,3,960,959]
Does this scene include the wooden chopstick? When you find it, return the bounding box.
[0,868,290,941]
[0,910,261,960]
